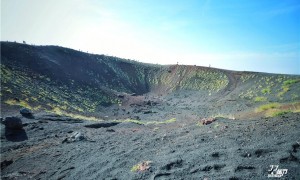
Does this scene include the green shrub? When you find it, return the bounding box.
[254,96,267,102]
[256,103,280,112]
[271,110,291,117]
[115,119,144,125]
[261,88,271,94]
[283,79,300,86]
[164,118,176,123]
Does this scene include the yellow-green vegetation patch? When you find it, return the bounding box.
[4,99,42,110]
[271,110,292,117]
[151,66,229,92]
[261,88,271,94]
[254,96,267,102]
[255,103,280,112]
[5,99,32,109]
[211,114,235,120]
[238,75,299,102]
[277,79,300,97]
[164,118,176,123]
[146,118,177,125]
[1,64,120,115]
[115,118,177,125]
[283,79,300,86]
[114,119,144,125]
[256,102,300,117]
[48,107,101,121]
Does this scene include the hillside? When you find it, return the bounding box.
[2,42,300,119]
[1,41,300,179]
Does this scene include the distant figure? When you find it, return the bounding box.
[23,41,26,44]
[209,64,211,68]
[177,62,179,65]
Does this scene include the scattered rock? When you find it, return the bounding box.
[144,100,159,106]
[106,129,115,132]
[229,177,240,180]
[41,114,83,123]
[201,164,225,172]
[14,97,20,102]
[162,159,183,170]
[2,117,23,129]
[235,165,255,172]
[85,122,120,129]
[213,164,226,170]
[62,132,86,143]
[211,152,219,158]
[1,159,13,170]
[201,165,213,172]
[61,166,75,172]
[20,108,32,116]
[146,100,152,106]
[254,149,270,157]
[143,110,156,114]
[133,108,142,113]
[280,153,299,163]
[117,94,125,98]
[133,116,140,120]
[132,161,152,172]
[200,117,216,125]
[1,172,24,179]
[241,152,251,158]
[292,143,300,153]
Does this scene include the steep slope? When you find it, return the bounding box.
[1,41,300,119]
[1,42,162,114]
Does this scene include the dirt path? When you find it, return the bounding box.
[223,71,238,96]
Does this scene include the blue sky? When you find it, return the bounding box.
[1,0,300,74]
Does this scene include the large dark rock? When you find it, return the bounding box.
[1,159,13,170]
[2,117,23,129]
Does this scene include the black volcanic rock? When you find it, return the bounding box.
[2,117,23,129]
[20,108,32,115]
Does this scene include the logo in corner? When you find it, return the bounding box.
[268,165,288,178]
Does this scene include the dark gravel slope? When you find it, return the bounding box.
[1,112,299,179]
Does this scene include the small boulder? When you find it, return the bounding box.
[14,97,20,102]
[146,100,152,106]
[117,94,125,98]
[2,117,23,129]
[20,108,32,116]
[133,116,141,120]
[201,117,216,125]
[1,159,14,170]
[62,131,86,143]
